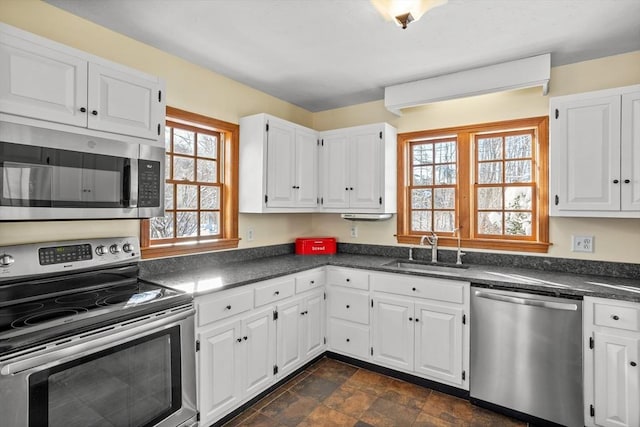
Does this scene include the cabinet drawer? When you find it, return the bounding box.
[329,319,370,359]
[197,289,253,327]
[255,277,295,307]
[370,272,468,304]
[594,302,640,332]
[326,267,369,290]
[328,287,369,324]
[295,268,326,294]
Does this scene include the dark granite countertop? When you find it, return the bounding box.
[142,253,640,303]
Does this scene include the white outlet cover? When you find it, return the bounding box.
[572,235,594,253]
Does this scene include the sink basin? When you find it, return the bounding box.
[382,260,469,276]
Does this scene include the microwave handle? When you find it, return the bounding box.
[126,159,138,208]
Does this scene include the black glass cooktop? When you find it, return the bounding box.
[0,265,191,356]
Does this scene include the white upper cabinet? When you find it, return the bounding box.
[319,123,397,213]
[549,84,640,217]
[239,113,318,213]
[239,113,397,214]
[0,23,165,143]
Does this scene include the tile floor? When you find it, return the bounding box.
[222,357,527,427]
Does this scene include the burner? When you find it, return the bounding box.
[105,284,139,293]
[0,303,45,317]
[98,290,163,307]
[55,292,100,305]
[12,308,89,329]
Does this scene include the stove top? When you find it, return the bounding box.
[0,237,192,356]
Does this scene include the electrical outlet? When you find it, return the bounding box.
[350,225,358,238]
[572,235,594,253]
[247,228,254,241]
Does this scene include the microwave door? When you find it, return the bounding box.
[2,162,53,206]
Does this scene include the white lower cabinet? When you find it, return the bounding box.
[584,297,640,427]
[195,269,326,426]
[370,271,469,389]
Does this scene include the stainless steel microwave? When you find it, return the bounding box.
[0,122,164,220]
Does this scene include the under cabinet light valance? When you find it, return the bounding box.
[384,53,551,115]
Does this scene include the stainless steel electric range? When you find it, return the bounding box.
[0,237,197,427]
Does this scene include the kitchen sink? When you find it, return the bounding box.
[382,260,469,276]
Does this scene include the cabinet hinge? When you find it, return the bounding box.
[158,90,162,103]
[273,365,278,375]
[462,370,466,381]
[324,337,327,345]
[321,197,324,205]
[379,196,382,205]
[196,412,200,422]
[157,123,161,136]
[554,195,559,206]
[273,310,278,321]
[321,139,324,146]
[195,340,200,352]
[555,108,559,119]
[324,292,326,300]
[462,314,466,325]
[265,194,268,204]
[590,404,595,417]
[589,336,594,349]
[317,197,320,204]
[370,347,373,356]
[371,299,373,308]
[379,131,383,139]
[266,123,269,132]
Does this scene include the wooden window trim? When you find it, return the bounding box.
[397,116,550,253]
[140,106,239,259]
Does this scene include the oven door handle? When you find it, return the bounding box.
[1,307,194,376]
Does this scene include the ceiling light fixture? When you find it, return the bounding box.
[371,0,448,29]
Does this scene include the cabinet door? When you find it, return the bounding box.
[414,302,463,386]
[265,119,297,207]
[320,133,350,208]
[349,128,382,209]
[0,32,88,127]
[198,320,243,426]
[550,96,621,212]
[243,308,276,398]
[276,297,304,376]
[593,331,640,427]
[372,294,414,371]
[621,91,640,211]
[295,128,319,207]
[303,291,325,358]
[87,63,163,140]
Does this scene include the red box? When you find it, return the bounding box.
[295,237,336,255]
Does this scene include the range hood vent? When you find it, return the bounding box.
[384,53,551,115]
[341,213,393,221]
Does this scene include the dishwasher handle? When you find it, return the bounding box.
[474,291,579,311]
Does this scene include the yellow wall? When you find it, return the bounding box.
[1,0,640,263]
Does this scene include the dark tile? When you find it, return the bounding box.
[297,404,359,427]
[222,408,257,426]
[343,369,395,396]
[233,412,285,427]
[290,373,341,401]
[422,390,474,421]
[323,383,377,418]
[260,390,318,426]
[360,397,421,427]
[312,359,359,384]
[380,378,432,410]
[280,370,311,390]
[253,388,288,410]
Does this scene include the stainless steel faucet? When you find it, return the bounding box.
[420,232,438,263]
[454,227,466,265]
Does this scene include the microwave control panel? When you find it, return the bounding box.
[138,159,161,208]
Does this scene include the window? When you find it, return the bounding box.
[397,117,549,253]
[141,107,239,258]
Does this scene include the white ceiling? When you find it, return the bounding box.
[46,0,640,112]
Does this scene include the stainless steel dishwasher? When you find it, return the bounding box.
[470,287,583,427]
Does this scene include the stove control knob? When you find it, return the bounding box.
[109,244,121,254]
[95,245,108,256]
[0,254,14,267]
[122,243,134,253]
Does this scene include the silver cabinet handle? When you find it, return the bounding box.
[475,291,578,311]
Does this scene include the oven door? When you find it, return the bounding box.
[0,306,197,427]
